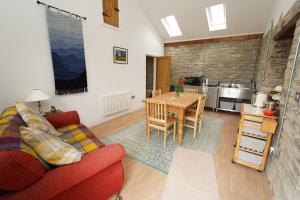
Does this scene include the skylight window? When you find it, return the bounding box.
[161,15,182,37]
[206,4,226,31]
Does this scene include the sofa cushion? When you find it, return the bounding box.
[45,111,80,129]
[16,102,63,137]
[0,150,46,191]
[20,127,83,166]
[58,124,104,153]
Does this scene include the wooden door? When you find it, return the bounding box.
[156,56,171,94]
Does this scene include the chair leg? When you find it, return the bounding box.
[157,130,160,135]
[173,123,176,139]
[147,125,151,141]
[193,121,197,138]
[164,129,167,148]
[198,116,203,133]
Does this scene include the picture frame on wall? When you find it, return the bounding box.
[113,46,128,64]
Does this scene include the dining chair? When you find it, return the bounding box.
[184,88,199,94]
[146,99,177,148]
[152,89,162,97]
[184,88,199,111]
[184,95,206,138]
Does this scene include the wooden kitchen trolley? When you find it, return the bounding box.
[233,104,277,171]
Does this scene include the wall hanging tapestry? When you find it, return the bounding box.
[47,9,88,95]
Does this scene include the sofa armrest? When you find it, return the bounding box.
[45,111,80,129]
[1,144,125,200]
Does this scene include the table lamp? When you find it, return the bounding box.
[25,89,51,113]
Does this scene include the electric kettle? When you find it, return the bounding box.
[251,93,268,108]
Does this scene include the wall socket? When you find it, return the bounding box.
[296,92,300,102]
[131,95,135,99]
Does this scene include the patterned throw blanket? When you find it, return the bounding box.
[0,107,38,158]
[0,107,103,165]
[58,123,104,153]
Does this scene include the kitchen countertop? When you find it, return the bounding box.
[242,104,277,119]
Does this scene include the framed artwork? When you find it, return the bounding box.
[113,46,128,64]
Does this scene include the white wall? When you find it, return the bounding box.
[0,0,164,126]
[268,0,297,26]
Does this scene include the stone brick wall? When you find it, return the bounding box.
[266,20,300,200]
[255,31,292,92]
[165,40,259,84]
[255,32,269,91]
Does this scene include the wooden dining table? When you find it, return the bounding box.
[144,92,204,145]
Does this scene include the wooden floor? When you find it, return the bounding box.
[91,109,273,200]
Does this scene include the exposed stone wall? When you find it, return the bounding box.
[255,31,292,92]
[255,32,269,91]
[266,20,300,200]
[164,40,259,84]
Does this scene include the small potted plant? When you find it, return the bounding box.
[174,76,185,97]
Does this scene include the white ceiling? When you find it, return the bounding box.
[139,0,274,42]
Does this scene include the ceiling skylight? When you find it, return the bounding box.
[206,4,226,31]
[161,15,182,37]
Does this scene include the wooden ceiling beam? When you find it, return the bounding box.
[164,33,264,47]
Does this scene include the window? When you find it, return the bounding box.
[206,4,226,31]
[161,15,182,37]
[102,0,119,28]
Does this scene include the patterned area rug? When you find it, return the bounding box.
[102,115,224,174]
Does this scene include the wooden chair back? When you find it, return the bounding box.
[184,88,199,94]
[152,89,162,97]
[195,96,206,119]
[146,99,167,124]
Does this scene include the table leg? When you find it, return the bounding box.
[177,109,185,145]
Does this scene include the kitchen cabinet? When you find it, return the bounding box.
[233,104,277,171]
[205,87,218,110]
[217,87,256,112]
[182,86,218,110]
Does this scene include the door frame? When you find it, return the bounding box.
[146,54,158,97]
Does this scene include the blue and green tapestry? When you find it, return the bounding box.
[47,9,87,95]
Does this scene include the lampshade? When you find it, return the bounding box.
[25,89,51,102]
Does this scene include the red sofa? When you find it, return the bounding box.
[0,110,125,200]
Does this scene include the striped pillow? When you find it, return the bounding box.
[20,127,82,166]
[16,102,63,137]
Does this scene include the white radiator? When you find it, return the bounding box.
[102,92,132,116]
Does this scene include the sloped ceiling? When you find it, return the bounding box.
[139,0,274,42]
